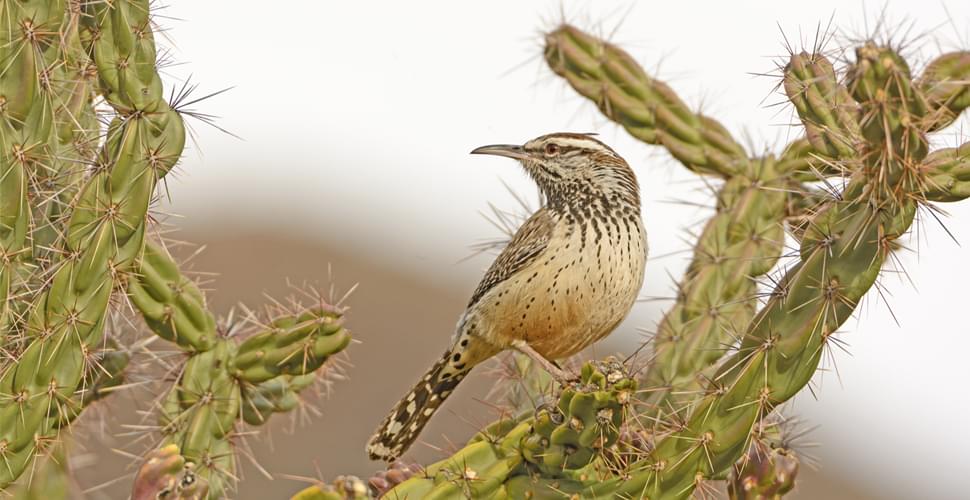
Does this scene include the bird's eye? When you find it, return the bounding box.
[544,143,560,156]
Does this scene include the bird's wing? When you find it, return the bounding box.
[467,207,555,308]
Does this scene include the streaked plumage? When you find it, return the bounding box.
[367,133,647,461]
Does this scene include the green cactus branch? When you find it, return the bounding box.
[6,338,128,499]
[783,52,863,163]
[0,0,66,345]
[921,141,970,202]
[919,51,970,131]
[0,0,184,488]
[641,164,787,421]
[30,1,99,261]
[544,25,750,178]
[561,40,927,500]
[128,242,218,353]
[129,241,352,497]
[2,2,353,494]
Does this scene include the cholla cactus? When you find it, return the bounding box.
[0,0,183,487]
[0,1,352,497]
[133,242,352,497]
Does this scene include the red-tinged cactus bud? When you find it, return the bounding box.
[729,445,799,500]
[132,445,209,500]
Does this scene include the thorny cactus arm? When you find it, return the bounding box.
[773,53,866,180]
[232,306,350,384]
[158,341,239,499]
[0,0,61,343]
[234,307,351,424]
[598,42,927,500]
[130,241,352,497]
[783,52,863,162]
[921,141,970,202]
[640,164,787,420]
[6,340,128,499]
[239,373,316,426]
[544,25,749,177]
[31,1,100,258]
[919,51,970,131]
[128,242,218,352]
[0,0,184,487]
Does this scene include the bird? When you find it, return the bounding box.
[366,132,647,462]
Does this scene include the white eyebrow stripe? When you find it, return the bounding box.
[553,137,612,152]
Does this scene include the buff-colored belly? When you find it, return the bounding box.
[478,223,646,360]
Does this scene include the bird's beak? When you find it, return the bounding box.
[470,144,529,160]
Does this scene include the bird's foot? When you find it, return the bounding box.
[510,340,577,385]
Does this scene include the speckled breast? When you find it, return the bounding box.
[482,213,647,359]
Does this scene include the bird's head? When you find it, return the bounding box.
[471,132,639,209]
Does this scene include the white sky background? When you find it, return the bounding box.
[156,2,970,498]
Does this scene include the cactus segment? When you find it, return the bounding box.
[0,0,64,342]
[159,341,240,498]
[921,141,970,202]
[783,52,863,161]
[641,160,788,418]
[240,373,316,426]
[599,41,926,500]
[520,359,636,474]
[919,51,970,131]
[129,242,218,352]
[544,25,749,177]
[130,241,352,496]
[233,306,350,384]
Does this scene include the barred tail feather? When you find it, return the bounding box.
[367,349,471,461]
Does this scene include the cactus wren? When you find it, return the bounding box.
[367,132,647,461]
